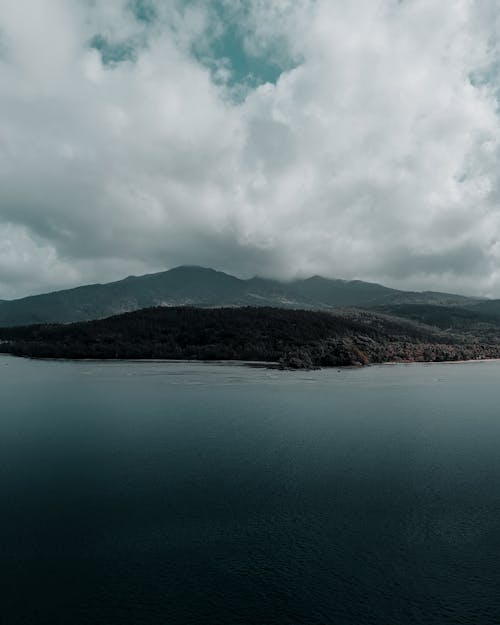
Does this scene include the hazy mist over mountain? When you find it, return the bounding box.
[1,1,500,299]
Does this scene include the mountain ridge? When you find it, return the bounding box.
[0,265,489,327]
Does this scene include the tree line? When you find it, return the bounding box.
[1,306,499,368]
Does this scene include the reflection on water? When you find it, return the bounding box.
[1,355,500,624]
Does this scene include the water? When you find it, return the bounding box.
[1,355,500,624]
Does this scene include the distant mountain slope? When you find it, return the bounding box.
[0,265,484,327]
[467,299,500,317]
[373,303,497,331]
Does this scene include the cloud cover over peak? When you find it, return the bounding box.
[1,0,500,298]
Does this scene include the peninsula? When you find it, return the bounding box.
[1,306,499,369]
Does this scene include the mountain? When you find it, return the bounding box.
[0,265,485,327]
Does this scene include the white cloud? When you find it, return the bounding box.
[0,0,500,297]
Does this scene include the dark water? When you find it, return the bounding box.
[2,356,500,624]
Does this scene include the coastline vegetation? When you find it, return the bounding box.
[1,306,500,369]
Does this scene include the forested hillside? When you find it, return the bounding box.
[2,306,499,368]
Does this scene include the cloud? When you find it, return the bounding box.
[0,0,500,298]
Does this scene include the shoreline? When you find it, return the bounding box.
[379,357,500,367]
[3,352,500,370]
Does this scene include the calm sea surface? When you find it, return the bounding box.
[2,355,500,624]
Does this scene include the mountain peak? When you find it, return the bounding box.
[170,265,215,272]
[301,274,342,284]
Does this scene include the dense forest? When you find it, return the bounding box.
[1,306,500,368]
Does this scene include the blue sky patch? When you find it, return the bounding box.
[90,34,138,66]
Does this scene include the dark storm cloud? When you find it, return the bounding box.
[381,244,492,281]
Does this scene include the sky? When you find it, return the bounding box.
[1,0,500,299]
